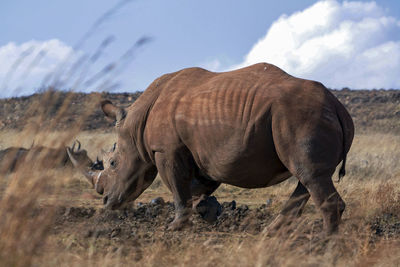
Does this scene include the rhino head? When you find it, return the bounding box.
[69,101,157,209]
[65,140,94,169]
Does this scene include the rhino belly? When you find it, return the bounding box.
[192,132,291,189]
[205,157,291,188]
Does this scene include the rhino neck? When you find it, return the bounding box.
[125,72,178,163]
[123,114,150,164]
[125,86,161,163]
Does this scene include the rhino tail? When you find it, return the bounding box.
[335,101,354,183]
[338,154,346,182]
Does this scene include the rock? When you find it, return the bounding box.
[229,200,236,210]
[63,207,96,219]
[238,204,249,212]
[110,227,121,238]
[222,200,236,210]
[195,195,222,223]
[150,197,165,206]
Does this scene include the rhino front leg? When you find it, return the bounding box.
[155,151,194,230]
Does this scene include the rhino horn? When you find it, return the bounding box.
[71,141,76,152]
[67,147,98,187]
[71,140,81,152]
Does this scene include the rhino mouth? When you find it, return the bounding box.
[103,195,122,210]
[103,175,151,210]
[103,192,130,210]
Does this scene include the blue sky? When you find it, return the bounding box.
[1,0,400,97]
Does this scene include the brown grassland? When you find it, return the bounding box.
[0,90,400,266]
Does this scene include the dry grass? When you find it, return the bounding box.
[1,119,400,266]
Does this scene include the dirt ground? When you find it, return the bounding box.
[51,192,400,246]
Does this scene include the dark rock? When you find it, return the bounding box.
[150,197,165,206]
[94,228,110,238]
[63,207,96,219]
[195,196,222,223]
[222,200,236,210]
[229,200,236,210]
[111,228,121,238]
[238,204,249,212]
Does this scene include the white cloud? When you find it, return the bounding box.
[235,0,400,89]
[200,59,222,72]
[0,39,76,98]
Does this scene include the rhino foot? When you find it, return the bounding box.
[263,214,287,236]
[168,217,192,231]
[168,207,192,231]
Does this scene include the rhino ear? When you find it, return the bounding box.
[101,100,126,124]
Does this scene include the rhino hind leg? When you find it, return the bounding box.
[272,123,346,234]
[266,181,310,233]
[285,169,345,235]
[287,161,345,234]
[301,175,345,234]
[155,151,194,231]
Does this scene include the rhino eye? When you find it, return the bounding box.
[110,159,117,168]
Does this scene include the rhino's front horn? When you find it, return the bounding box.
[76,140,81,151]
[67,147,98,188]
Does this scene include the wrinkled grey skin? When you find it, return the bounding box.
[69,63,354,234]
